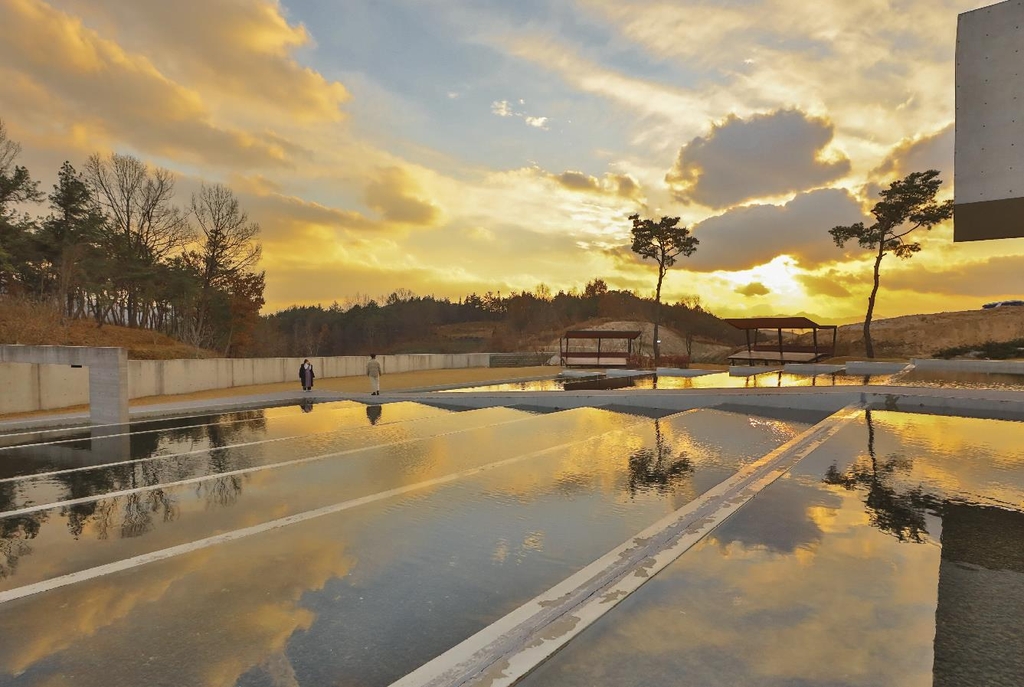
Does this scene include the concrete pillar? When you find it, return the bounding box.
[0,345,129,426]
[88,348,129,425]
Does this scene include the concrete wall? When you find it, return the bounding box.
[845,361,912,375]
[1,352,492,415]
[911,358,1024,374]
[955,1,1024,241]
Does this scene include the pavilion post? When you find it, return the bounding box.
[813,328,819,360]
[777,328,784,364]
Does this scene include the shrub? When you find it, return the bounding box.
[934,338,1024,360]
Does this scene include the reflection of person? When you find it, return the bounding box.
[366,404,382,425]
[366,354,382,395]
[300,398,314,413]
[299,359,315,391]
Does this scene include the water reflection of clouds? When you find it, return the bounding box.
[0,533,353,686]
[709,479,840,555]
[521,476,940,687]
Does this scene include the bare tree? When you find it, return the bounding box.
[83,153,192,326]
[180,183,262,346]
[189,183,262,288]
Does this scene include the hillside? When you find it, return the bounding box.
[6,293,1021,362]
[805,307,1024,358]
[0,298,216,360]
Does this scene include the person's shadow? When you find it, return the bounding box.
[366,405,382,425]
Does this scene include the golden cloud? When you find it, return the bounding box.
[869,124,954,189]
[666,109,851,208]
[0,534,351,685]
[688,188,866,272]
[551,170,644,200]
[364,167,442,226]
[53,0,350,122]
[736,281,770,297]
[0,0,300,168]
[796,270,854,298]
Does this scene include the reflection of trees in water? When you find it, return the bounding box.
[120,490,176,538]
[823,409,939,543]
[147,412,267,460]
[197,447,246,508]
[627,419,694,496]
[39,413,264,545]
[58,449,246,542]
[57,411,264,512]
[1,483,49,579]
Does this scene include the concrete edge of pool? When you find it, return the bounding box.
[3,382,1024,436]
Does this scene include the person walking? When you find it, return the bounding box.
[366,354,382,395]
[299,359,315,391]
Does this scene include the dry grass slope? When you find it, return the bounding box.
[807,307,1024,358]
[0,298,217,359]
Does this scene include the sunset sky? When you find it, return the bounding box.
[2,0,1022,322]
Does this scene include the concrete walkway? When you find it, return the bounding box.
[0,366,553,433]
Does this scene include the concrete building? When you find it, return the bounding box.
[954,1,1024,241]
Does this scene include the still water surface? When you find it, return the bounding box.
[517,410,1024,687]
[0,404,810,686]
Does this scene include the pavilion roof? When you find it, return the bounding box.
[723,317,836,330]
[562,329,642,339]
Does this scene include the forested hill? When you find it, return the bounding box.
[252,285,745,357]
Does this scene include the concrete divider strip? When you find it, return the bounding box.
[390,403,865,687]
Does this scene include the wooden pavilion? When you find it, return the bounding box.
[559,329,641,367]
[724,317,837,365]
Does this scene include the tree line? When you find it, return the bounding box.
[253,281,742,357]
[0,120,265,356]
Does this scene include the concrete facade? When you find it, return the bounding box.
[0,352,492,416]
[954,1,1024,241]
[0,345,129,424]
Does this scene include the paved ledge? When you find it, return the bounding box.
[3,383,1022,435]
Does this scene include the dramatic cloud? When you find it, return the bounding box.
[0,0,301,168]
[736,282,770,297]
[883,254,1024,298]
[867,124,955,199]
[666,109,851,208]
[242,190,380,243]
[364,167,441,226]
[796,271,854,298]
[2,0,1017,320]
[550,170,643,200]
[688,188,867,272]
[52,0,350,121]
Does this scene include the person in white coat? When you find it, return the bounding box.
[366,354,382,395]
